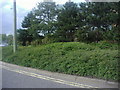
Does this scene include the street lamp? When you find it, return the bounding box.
[13,0,17,52]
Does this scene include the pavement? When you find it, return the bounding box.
[0,61,119,89]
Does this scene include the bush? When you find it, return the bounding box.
[42,35,56,44]
[2,42,119,81]
[75,29,103,43]
[31,39,42,46]
[91,40,118,50]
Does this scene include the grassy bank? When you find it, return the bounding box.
[2,42,119,81]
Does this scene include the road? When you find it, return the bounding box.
[2,68,77,88]
[1,62,119,89]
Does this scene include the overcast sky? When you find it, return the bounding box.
[1,0,119,35]
[1,0,86,35]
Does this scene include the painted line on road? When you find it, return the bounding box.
[1,65,98,88]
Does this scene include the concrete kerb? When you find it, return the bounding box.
[1,61,119,88]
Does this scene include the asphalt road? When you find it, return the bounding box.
[0,67,2,89]
[2,68,77,88]
[1,62,119,89]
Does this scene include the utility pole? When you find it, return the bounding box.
[13,0,17,53]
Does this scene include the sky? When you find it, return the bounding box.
[1,0,87,35]
[1,0,119,35]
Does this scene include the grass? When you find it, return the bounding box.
[2,42,119,82]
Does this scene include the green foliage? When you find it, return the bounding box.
[77,2,119,43]
[2,42,119,81]
[31,39,42,46]
[91,41,118,50]
[14,2,119,81]
[56,2,80,42]
[103,27,119,42]
[22,11,34,28]
[34,2,58,34]
[0,34,13,45]
[19,2,119,45]
[2,46,13,61]
[19,2,58,46]
[1,34,7,43]
[7,35,13,45]
[42,34,56,44]
[22,2,57,36]
[17,29,33,46]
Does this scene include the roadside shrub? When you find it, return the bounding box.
[31,39,42,46]
[42,35,56,44]
[2,42,119,82]
[75,29,103,43]
[91,40,118,50]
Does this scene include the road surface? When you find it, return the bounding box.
[2,68,78,88]
[1,62,119,89]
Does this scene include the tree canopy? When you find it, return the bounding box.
[18,2,119,46]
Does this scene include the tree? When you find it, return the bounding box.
[0,34,13,45]
[21,2,58,41]
[1,34,7,43]
[34,2,58,35]
[22,11,40,40]
[55,2,80,42]
[76,2,119,42]
[7,35,13,45]
[17,29,33,46]
[21,2,119,44]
